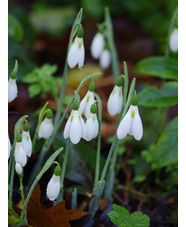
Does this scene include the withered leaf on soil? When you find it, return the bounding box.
[14,184,89,227]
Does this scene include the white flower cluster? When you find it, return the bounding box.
[107,76,143,141]
[63,81,99,144]
[13,122,33,175]
[91,28,111,69]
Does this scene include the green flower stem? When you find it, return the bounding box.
[71,188,77,210]
[165,7,178,57]
[93,92,102,188]
[19,175,27,221]
[32,102,48,152]
[54,8,83,126]
[105,7,120,83]
[100,77,136,183]
[8,157,15,205]
[56,138,71,203]
[123,61,129,107]
[100,134,118,182]
[20,147,63,222]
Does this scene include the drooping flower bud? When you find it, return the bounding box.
[14,134,27,167]
[22,122,32,157]
[8,60,18,103]
[15,162,23,176]
[38,109,54,139]
[46,165,61,201]
[169,28,178,52]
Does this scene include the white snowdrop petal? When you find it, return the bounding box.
[132,109,143,141]
[67,41,79,68]
[85,117,96,141]
[117,110,132,140]
[70,115,82,144]
[78,41,85,69]
[15,163,22,175]
[91,33,105,59]
[84,96,95,119]
[38,118,53,139]
[46,175,60,201]
[80,117,87,140]
[14,142,27,167]
[79,94,87,115]
[63,114,72,139]
[8,78,18,103]
[169,29,178,52]
[8,135,11,159]
[99,49,111,69]
[107,86,122,116]
[22,131,32,157]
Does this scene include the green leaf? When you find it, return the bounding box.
[138,82,178,107]
[28,84,41,98]
[14,115,28,138]
[8,13,24,42]
[150,117,178,169]
[129,211,150,227]
[22,72,38,83]
[133,56,178,80]
[108,204,150,227]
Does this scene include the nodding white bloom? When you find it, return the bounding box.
[107,76,123,116]
[169,28,178,52]
[99,49,111,69]
[79,80,95,118]
[14,134,27,167]
[85,104,99,141]
[67,26,85,69]
[46,165,61,201]
[8,134,11,159]
[8,78,18,103]
[38,109,54,139]
[22,122,32,157]
[63,101,86,144]
[91,33,105,59]
[15,162,23,176]
[117,104,143,141]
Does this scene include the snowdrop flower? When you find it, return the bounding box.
[38,109,54,139]
[22,122,32,157]
[15,162,23,176]
[63,100,86,144]
[46,165,61,201]
[8,77,18,103]
[79,80,95,118]
[8,60,18,103]
[169,28,178,52]
[117,93,143,141]
[91,26,105,59]
[14,134,27,167]
[85,104,99,141]
[67,25,85,69]
[99,48,111,69]
[8,134,11,159]
[107,75,123,116]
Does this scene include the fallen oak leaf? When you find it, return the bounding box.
[14,184,89,227]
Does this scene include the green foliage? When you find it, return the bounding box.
[8,13,24,42]
[142,117,178,169]
[23,64,62,100]
[138,82,178,107]
[133,56,178,80]
[108,204,150,227]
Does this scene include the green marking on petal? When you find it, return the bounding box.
[112,89,116,95]
[131,110,135,118]
[26,135,29,141]
[79,42,82,48]
[119,90,122,97]
[86,95,90,102]
[70,115,74,122]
